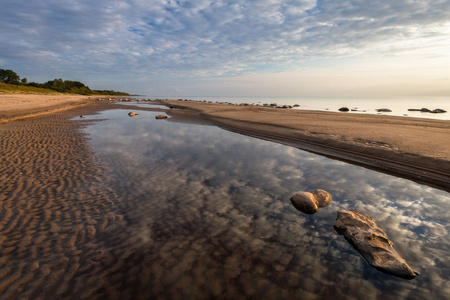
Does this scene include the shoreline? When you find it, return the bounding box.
[163,100,450,191]
[1,93,449,191]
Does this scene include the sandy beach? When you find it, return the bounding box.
[0,94,449,297]
[0,94,93,124]
[0,96,125,298]
[164,100,450,191]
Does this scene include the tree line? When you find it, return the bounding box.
[0,69,129,96]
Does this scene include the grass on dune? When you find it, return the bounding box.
[0,82,62,94]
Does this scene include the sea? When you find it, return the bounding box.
[142,96,450,120]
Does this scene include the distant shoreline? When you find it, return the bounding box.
[163,100,450,191]
[148,95,450,120]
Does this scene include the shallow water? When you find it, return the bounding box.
[79,108,449,299]
[148,96,450,120]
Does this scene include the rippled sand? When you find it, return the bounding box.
[1,99,448,299]
[0,105,123,298]
[0,103,340,299]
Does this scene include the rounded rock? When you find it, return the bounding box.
[290,192,319,214]
[313,189,332,207]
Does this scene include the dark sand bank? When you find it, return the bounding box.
[164,100,450,191]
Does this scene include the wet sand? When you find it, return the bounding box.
[164,100,450,191]
[0,99,125,298]
[0,94,449,297]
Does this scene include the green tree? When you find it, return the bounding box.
[0,69,20,84]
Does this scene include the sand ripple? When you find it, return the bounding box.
[0,108,122,298]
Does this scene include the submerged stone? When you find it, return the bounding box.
[155,114,168,119]
[334,210,419,280]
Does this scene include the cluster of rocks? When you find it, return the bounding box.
[101,97,153,102]
[289,189,418,280]
[338,106,447,114]
[408,108,447,114]
[127,112,167,119]
[340,107,392,113]
[261,103,299,109]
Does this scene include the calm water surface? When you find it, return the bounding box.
[81,108,449,299]
[146,96,450,120]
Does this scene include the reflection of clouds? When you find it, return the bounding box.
[84,109,450,299]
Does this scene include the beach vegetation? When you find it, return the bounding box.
[0,82,61,94]
[0,68,130,96]
[0,69,21,85]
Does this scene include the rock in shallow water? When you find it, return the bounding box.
[313,189,332,207]
[290,189,332,214]
[334,210,419,280]
[128,112,138,117]
[376,108,392,112]
[290,192,319,214]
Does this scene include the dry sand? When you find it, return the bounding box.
[0,94,93,123]
[164,100,450,191]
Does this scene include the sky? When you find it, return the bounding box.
[1,0,449,97]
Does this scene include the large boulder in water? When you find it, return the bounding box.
[334,210,419,280]
[290,189,332,214]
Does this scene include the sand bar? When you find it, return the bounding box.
[164,100,450,191]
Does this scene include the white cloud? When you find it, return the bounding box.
[0,0,449,95]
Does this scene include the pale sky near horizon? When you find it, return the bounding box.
[1,0,449,97]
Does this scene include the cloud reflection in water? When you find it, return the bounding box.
[83,109,449,299]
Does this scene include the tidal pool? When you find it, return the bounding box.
[78,108,449,299]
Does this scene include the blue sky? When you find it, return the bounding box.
[1,0,449,97]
